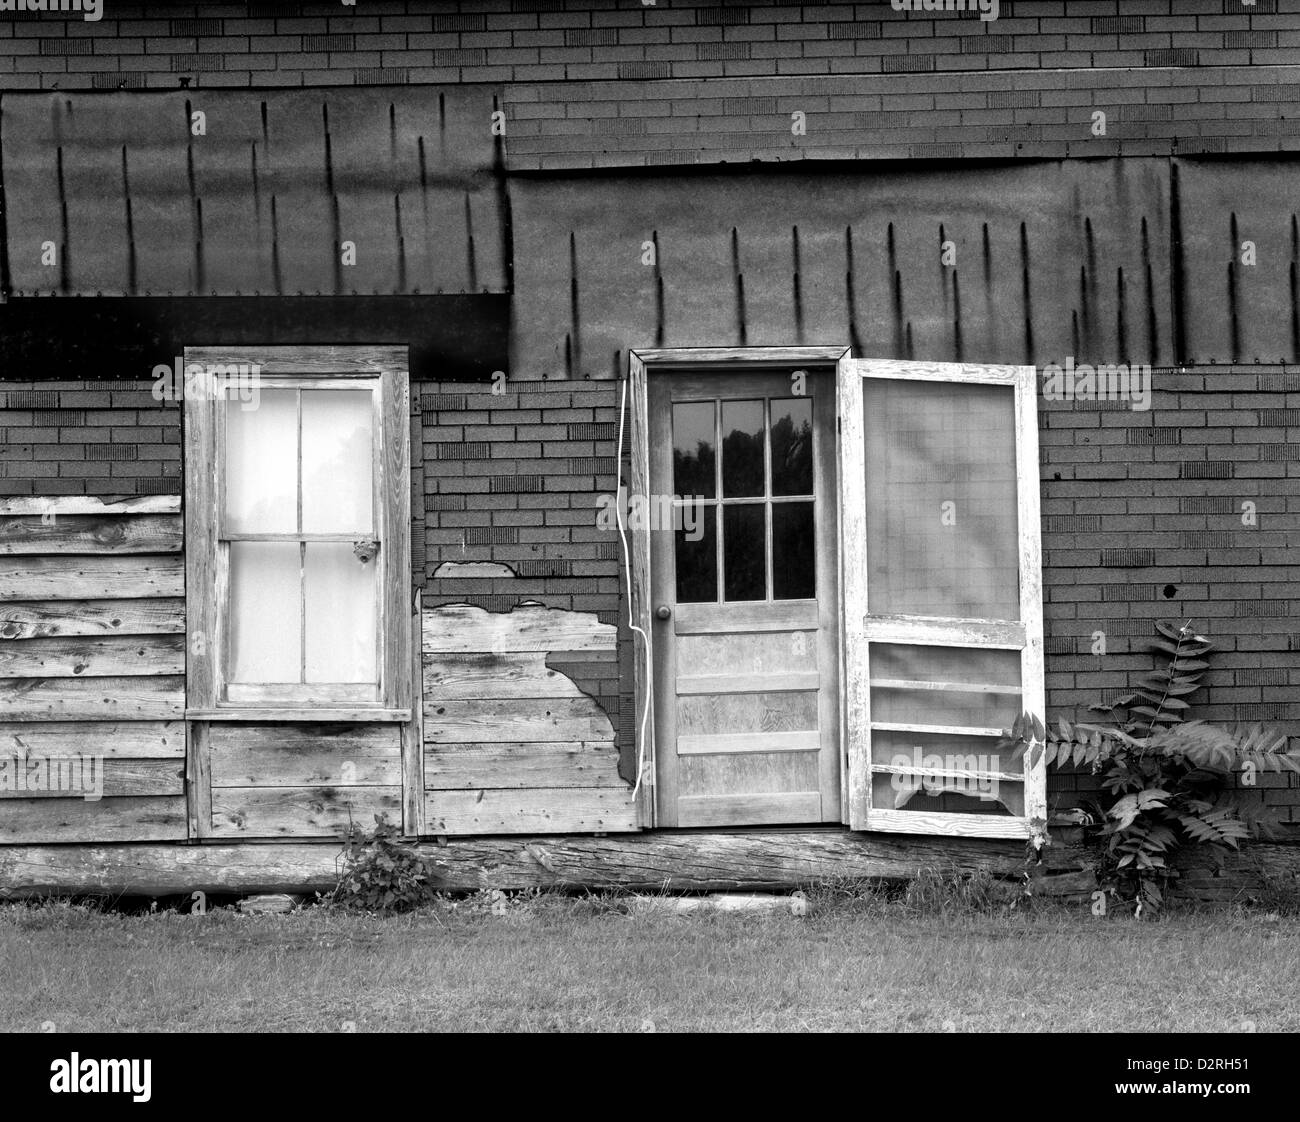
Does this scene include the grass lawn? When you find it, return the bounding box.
[1,892,1295,1033]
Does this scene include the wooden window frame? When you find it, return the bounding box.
[838,358,1046,839]
[627,346,850,827]
[184,346,412,723]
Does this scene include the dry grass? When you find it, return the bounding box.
[1,891,1295,1033]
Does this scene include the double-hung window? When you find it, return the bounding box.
[185,346,411,720]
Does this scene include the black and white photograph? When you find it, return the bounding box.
[0,0,1297,1074]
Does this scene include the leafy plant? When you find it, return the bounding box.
[1000,621,1300,913]
[328,814,444,913]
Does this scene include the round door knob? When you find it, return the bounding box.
[655,605,672,620]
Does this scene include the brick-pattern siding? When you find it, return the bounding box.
[6,2,1300,166]
[1040,365,1300,830]
[0,382,181,497]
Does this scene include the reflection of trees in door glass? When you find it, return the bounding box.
[772,503,815,599]
[723,503,765,601]
[770,399,813,496]
[675,514,717,603]
[672,401,716,497]
[722,399,764,497]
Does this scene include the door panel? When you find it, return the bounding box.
[649,370,840,827]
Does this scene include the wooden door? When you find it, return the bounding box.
[648,370,840,827]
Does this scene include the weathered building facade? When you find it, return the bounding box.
[1,0,1299,895]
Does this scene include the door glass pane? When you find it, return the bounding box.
[721,399,764,497]
[224,388,297,533]
[722,503,765,601]
[228,541,301,682]
[302,389,374,534]
[675,506,717,603]
[772,502,815,600]
[770,398,813,496]
[304,542,377,683]
[864,379,1020,619]
[672,402,716,498]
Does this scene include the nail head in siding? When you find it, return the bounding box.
[698,7,751,25]
[1125,427,1180,445]
[465,526,519,545]
[1180,496,1237,514]
[1101,548,1156,567]
[355,69,410,85]
[1045,515,1102,533]
[1145,49,1199,67]
[884,56,936,73]
[490,476,544,494]
[698,43,752,62]
[171,18,223,36]
[435,49,488,67]
[431,442,491,460]
[1102,585,1156,602]
[40,40,94,56]
[618,62,671,80]
[566,29,618,47]
[1260,409,1300,426]
[1234,601,1291,617]
[421,394,469,413]
[424,494,468,512]
[87,445,138,462]
[172,56,225,73]
[827,22,881,39]
[433,14,487,32]
[1180,461,1233,479]
[1261,444,1300,462]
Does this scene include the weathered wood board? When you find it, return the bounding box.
[423,604,637,836]
[0,501,189,843]
[211,785,403,838]
[209,724,402,788]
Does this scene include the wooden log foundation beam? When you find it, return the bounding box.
[0,830,1296,899]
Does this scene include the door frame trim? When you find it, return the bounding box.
[627,346,851,828]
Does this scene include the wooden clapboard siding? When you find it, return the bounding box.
[209,724,402,787]
[0,721,183,757]
[0,635,184,678]
[211,785,402,838]
[0,599,185,639]
[0,556,183,600]
[0,515,182,555]
[0,796,186,843]
[423,604,637,836]
[425,788,638,835]
[0,758,184,798]
[0,500,188,843]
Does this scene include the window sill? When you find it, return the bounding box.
[186,708,412,723]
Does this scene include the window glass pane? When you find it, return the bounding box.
[864,379,1020,619]
[772,502,815,600]
[675,506,717,603]
[722,503,765,601]
[302,389,374,534]
[770,398,813,496]
[304,542,377,683]
[224,388,297,533]
[721,399,764,498]
[672,402,716,499]
[228,541,301,683]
